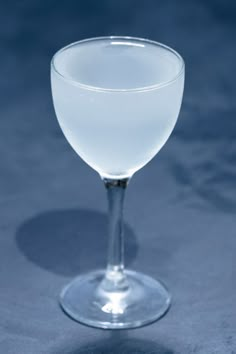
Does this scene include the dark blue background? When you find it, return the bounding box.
[0,1,236,353]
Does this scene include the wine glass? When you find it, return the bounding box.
[51,36,185,329]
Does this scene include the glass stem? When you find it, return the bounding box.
[103,177,129,289]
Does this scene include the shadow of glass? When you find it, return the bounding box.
[54,332,174,354]
[15,209,138,276]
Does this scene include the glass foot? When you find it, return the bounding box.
[60,270,171,329]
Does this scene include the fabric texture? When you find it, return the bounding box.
[0,0,235,353]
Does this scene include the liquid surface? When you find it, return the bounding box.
[55,39,182,90]
[52,38,184,178]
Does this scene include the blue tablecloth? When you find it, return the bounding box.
[0,0,235,353]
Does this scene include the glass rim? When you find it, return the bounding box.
[51,36,185,93]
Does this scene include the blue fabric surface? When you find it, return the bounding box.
[0,0,236,353]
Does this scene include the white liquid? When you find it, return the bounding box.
[51,38,184,178]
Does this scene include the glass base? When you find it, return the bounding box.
[60,270,171,329]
